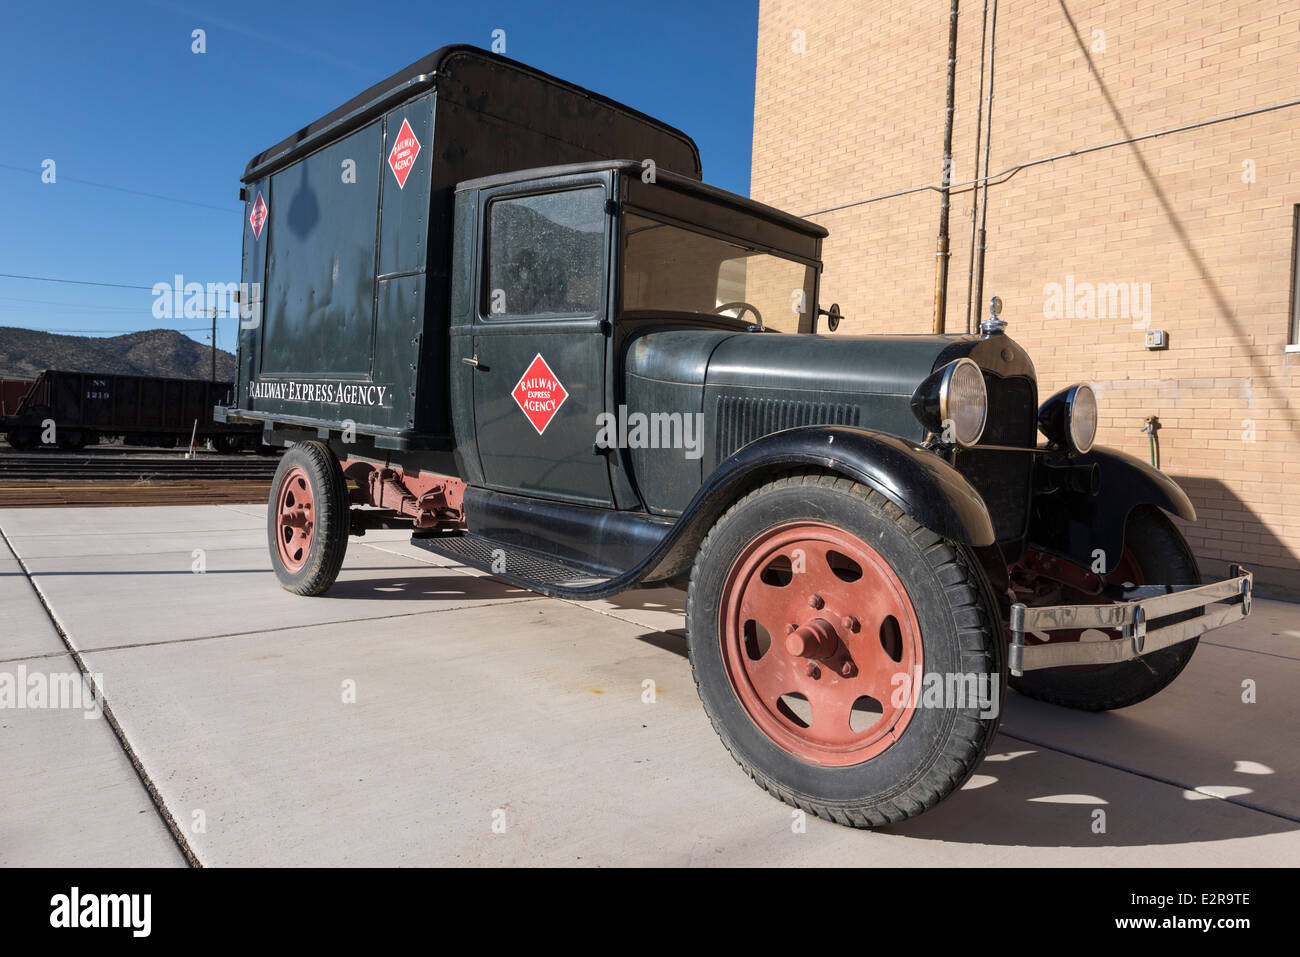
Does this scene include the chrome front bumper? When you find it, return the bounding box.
[1008,565,1253,676]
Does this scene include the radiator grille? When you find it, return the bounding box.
[980,374,1037,447]
[714,394,860,461]
[954,373,1037,542]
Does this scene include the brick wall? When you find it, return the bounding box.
[752,0,1300,591]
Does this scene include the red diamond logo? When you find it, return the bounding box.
[511,354,569,435]
[249,191,267,239]
[387,117,421,189]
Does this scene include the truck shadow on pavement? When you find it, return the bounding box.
[322,566,1297,846]
[875,690,1300,847]
[595,547,1300,846]
[322,573,531,602]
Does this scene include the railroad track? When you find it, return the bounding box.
[0,452,280,482]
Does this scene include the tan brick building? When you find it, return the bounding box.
[752,0,1300,593]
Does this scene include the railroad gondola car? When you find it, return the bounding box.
[2,369,263,452]
[0,377,34,418]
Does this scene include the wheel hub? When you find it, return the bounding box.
[719,521,923,767]
[784,618,840,660]
[274,466,316,573]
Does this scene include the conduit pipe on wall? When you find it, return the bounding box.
[970,0,999,332]
[932,0,960,334]
[964,0,990,334]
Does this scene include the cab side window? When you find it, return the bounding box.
[483,187,605,319]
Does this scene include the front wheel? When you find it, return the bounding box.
[267,440,349,596]
[1009,505,1202,711]
[686,472,1003,828]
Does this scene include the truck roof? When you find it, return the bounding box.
[243,45,702,184]
[457,160,829,239]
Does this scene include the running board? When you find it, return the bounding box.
[411,532,627,599]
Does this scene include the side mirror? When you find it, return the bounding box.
[818,302,843,332]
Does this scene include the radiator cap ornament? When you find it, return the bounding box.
[981,295,1007,336]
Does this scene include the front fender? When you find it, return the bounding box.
[1078,446,1196,521]
[439,425,997,597]
[1028,445,1196,573]
[676,426,996,548]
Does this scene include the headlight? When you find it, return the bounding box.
[910,358,988,447]
[1038,384,1098,453]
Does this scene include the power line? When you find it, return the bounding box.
[0,162,240,214]
[0,295,146,313]
[0,272,156,291]
[800,94,1300,219]
[0,326,215,335]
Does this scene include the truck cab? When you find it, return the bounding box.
[449,161,825,515]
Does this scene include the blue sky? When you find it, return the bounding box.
[0,0,759,350]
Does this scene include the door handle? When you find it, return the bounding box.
[461,355,480,368]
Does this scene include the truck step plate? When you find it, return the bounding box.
[411,533,611,595]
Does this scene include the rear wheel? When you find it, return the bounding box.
[686,472,1003,828]
[267,440,349,596]
[1009,505,1201,711]
[5,429,37,451]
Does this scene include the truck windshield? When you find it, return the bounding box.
[620,212,815,333]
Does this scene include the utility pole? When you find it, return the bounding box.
[971,0,1000,327]
[933,0,961,334]
[965,0,991,333]
[211,306,218,381]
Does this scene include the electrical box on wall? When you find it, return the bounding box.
[1145,330,1169,350]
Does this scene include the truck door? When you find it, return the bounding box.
[466,178,614,507]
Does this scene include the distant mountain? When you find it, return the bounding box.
[0,327,236,382]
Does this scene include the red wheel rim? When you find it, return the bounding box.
[274,466,315,573]
[719,522,923,767]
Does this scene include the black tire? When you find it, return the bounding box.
[266,440,349,596]
[686,472,1004,828]
[6,430,37,451]
[1010,505,1201,711]
[213,434,240,455]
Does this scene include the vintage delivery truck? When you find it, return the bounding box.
[218,45,1255,827]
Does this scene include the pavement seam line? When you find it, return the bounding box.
[50,596,548,656]
[0,650,73,665]
[1198,639,1300,663]
[0,522,202,868]
[554,595,687,633]
[357,541,696,643]
[998,728,1300,825]
[358,541,480,570]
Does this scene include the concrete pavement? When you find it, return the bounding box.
[1,504,1297,866]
